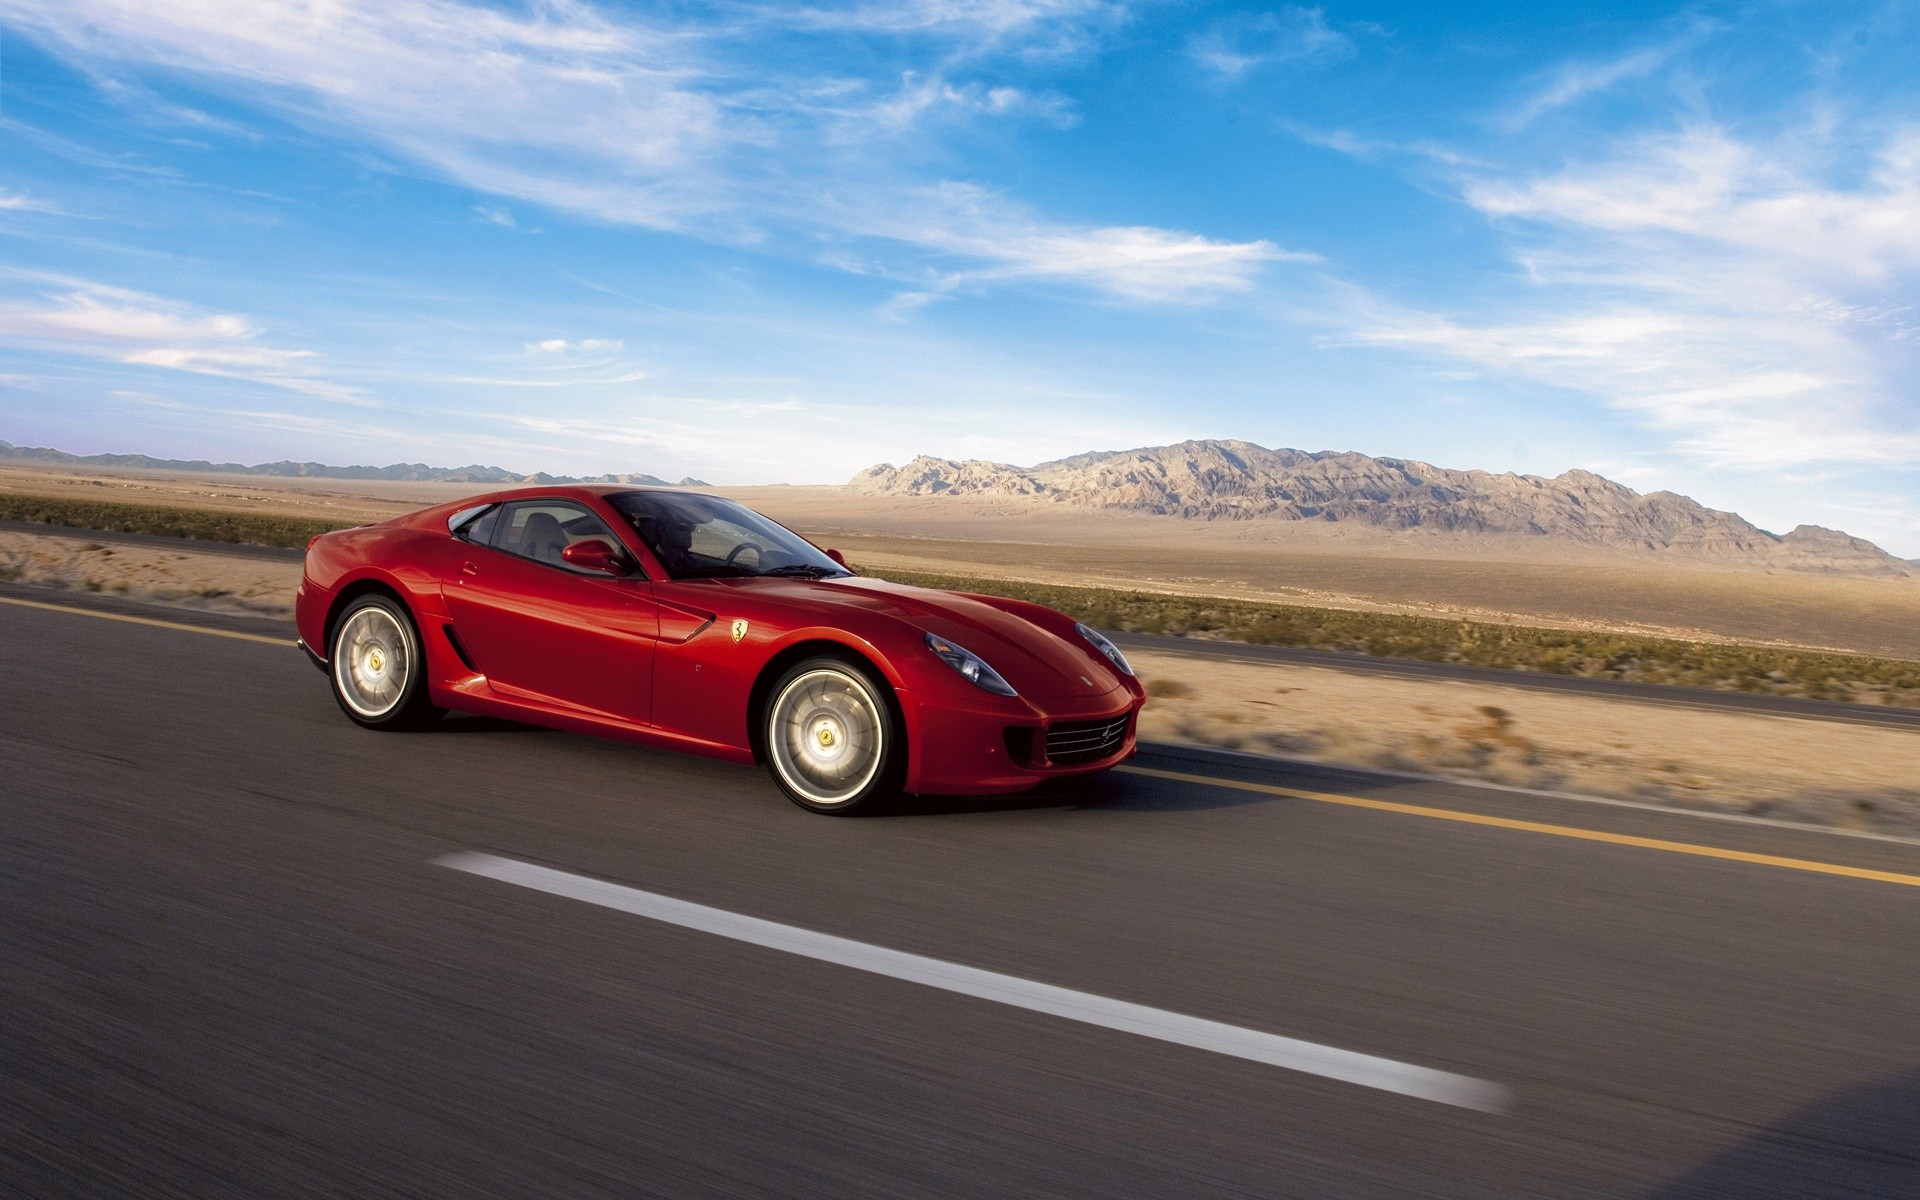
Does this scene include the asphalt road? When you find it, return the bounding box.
[4,590,1920,1197]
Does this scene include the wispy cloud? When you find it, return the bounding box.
[1502,33,1700,129]
[1354,123,1920,470]
[1467,126,1920,281]
[1188,7,1352,80]
[759,0,1114,40]
[430,335,646,387]
[0,273,371,404]
[0,0,724,228]
[473,204,533,231]
[0,0,1249,302]
[829,73,1077,136]
[1280,122,1481,167]
[861,182,1301,303]
[0,187,63,213]
[530,338,623,354]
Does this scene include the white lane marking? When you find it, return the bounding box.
[437,852,1510,1113]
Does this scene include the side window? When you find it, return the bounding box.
[452,504,501,545]
[492,500,623,572]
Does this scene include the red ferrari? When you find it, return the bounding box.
[296,486,1144,813]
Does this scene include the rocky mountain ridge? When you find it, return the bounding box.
[852,440,1911,577]
[0,441,708,488]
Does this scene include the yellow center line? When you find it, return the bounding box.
[1116,764,1920,888]
[0,593,295,647]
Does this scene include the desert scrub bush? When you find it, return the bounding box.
[874,568,1920,710]
[0,493,348,549]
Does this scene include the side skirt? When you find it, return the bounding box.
[432,677,755,766]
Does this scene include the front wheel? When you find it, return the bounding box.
[764,656,902,814]
[329,593,442,730]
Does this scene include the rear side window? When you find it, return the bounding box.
[451,504,500,544]
[491,500,624,572]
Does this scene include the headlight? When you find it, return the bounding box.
[1074,622,1134,677]
[925,632,1017,696]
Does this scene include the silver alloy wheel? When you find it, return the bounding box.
[333,605,412,719]
[767,666,885,807]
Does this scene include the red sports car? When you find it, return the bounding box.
[295,486,1144,813]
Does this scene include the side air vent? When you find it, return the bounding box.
[442,624,478,672]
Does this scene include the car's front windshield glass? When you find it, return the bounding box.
[608,491,851,581]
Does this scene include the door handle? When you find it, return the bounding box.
[460,561,479,577]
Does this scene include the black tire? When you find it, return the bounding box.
[328,593,442,730]
[762,655,904,814]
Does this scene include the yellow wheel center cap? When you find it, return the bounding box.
[368,648,384,672]
[818,728,835,748]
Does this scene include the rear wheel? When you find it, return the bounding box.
[329,594,441,730]
[764,656,901,814]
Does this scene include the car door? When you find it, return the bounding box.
[442,498,658,724]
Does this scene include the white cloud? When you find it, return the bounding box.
[0,274,371,404]
[833,73,1076,136]
[1358,303,1920,469]
[1189,7,1351,80]
[762,0,1112,39]
[1469,127,1920,282]
[1354,124,1920,471]
[0,0,728,229]
[1502,35,1697,129]
[1281,122,1481,167]
[864,183,1303,301]
[0,0,1247,303]
[429,336,645,387]
[530,338,622,354]
[0,188,61,213]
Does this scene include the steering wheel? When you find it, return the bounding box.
[724,541,765,569]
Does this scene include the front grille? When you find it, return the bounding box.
[1044,714,1130,766]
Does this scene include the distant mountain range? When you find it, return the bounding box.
[0,440,708,488]
[853,439,1913,578]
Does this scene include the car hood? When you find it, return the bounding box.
[725,575,1122,701]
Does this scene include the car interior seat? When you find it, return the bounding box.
[520,511,569,565]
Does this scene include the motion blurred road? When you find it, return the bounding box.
[3,584,1917,1197]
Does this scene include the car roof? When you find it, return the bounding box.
[458,483,709,506]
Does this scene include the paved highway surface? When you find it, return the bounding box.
[3,586,1919,1197]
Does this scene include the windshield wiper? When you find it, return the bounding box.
[759,564,846,578]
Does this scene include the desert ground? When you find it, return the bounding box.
[8,462,1920,659]
[1132,656,1920,836]
[7,515,1919,834]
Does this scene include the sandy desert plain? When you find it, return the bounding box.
[5,460,1920,833]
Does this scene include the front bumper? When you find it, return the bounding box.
[297,637,327,673]
[901,688,1142,795]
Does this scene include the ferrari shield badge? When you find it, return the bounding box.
[731,618,749,643]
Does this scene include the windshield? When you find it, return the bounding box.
[608,491,852,581]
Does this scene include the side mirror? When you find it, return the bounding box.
[562,538,629,576]
[825,548,848,568]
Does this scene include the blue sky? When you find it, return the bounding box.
[0,1,1917,553]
